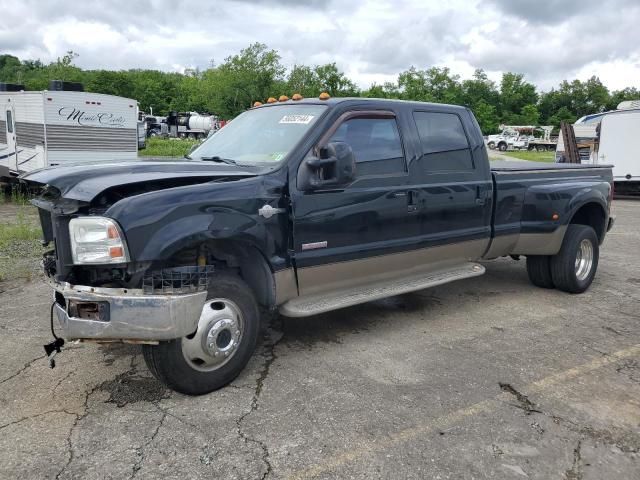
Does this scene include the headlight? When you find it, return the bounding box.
[69,217,129,264]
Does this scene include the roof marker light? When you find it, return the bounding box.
[292,93,303,101]
[278,95,289,102]
[267,97,277,103]
[253,101,263,107]
[319,92,330,100]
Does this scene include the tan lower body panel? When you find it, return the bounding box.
[484,226,568,258]
[274,267,298,305]
[510,226,567,255]
[296,239,488,298]
[281,262,485,317]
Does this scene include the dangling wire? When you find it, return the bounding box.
[50,302,60,340]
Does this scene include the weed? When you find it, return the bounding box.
[503,150,555,162]
[139,137,202,158]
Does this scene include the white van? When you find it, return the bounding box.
[1,85,139,180]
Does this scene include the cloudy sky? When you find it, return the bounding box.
[1,0,639,91]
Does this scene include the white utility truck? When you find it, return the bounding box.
[0,81,139,181]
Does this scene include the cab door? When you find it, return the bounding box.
[4,105,17,172]
[291,109,420,297]
[408,109,492,260]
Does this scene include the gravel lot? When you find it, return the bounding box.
[1,200,639,479]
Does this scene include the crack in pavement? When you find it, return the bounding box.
[499,383,640,454]
[129,408,168,479]
[564,440,583,480]
[54,382,102,480]
[0,409,76,432]
[499,383,543,414]
[236,321,284,480]
[0,354,45,385]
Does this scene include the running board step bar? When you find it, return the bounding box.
[280,262,485,318]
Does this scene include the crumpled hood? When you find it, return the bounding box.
[20,158,259,202]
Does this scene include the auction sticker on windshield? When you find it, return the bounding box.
[279,115,315,124]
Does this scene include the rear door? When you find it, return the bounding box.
[4,104,17,171]
[291,109,421,296]
[408,109,492,261]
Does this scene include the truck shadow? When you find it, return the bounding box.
[275,258,532,351]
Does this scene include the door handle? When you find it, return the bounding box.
[391,191,407,198]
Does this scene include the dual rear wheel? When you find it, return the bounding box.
[526,225,599,293]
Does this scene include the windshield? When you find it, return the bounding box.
[189,104,327,165]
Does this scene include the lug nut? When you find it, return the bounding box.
[224,352,229,357]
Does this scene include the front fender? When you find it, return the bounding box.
[104,175,288,267]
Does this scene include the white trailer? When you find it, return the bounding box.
[0,88,139,180]
[596,108,640,194]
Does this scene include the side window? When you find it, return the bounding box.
[329,117,405,176]
[413,111,473,171]
[6,110,13,133]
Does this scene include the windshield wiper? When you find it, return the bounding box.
[199,156,239,166]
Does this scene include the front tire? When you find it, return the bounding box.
[550,225,599,294]
[498,142,507,152]
[143,273,260,395]
[526,255,554,288]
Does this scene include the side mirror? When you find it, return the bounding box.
[298,141,356,191]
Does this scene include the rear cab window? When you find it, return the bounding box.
[412,111,474,172]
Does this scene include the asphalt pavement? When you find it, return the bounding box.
[1,200,639,479]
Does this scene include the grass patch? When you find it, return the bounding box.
[0,204,44,284]
[503,150,555,162]
[139,137,202,158]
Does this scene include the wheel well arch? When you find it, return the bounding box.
[163,239,276,309]
[568,202,607,244]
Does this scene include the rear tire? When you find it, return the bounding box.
[142,272,260,395]
[526,256,554,288]
[550,225,599,294]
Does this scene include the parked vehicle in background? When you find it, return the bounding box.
[0,81,139,181]
[486,125,556,152]
[596,107,640,194]
[166,111,218,139]
[556,100,640,194]
[23,96,614,395]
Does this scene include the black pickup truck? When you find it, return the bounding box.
[22,96,615,395]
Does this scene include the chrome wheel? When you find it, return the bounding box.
[575,239,594,281]
[182,298,244,372]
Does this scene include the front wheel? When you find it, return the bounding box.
[498,142,507,152]
[550,225,599,293]
[143,273,260,395]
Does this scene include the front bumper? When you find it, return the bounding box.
[50,280,207,341]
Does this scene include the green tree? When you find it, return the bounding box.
[313,63,359,97]
[499,72,538,119]
[472,99,500,134]
[398,66,463,104]
[548,106,577,127]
